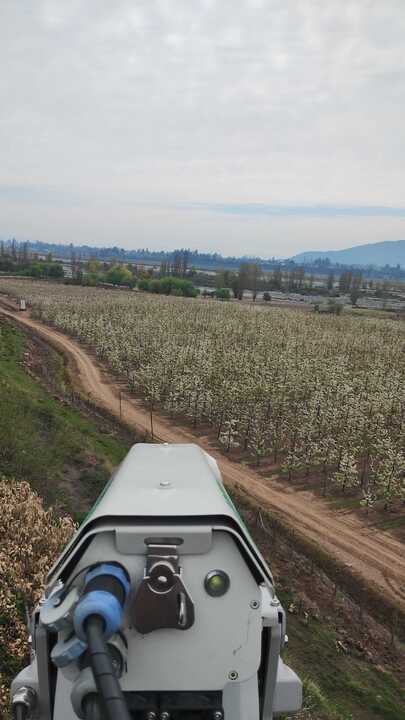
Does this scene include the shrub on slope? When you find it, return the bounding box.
[0,477,75,715]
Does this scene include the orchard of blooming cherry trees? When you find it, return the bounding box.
[1,278,405,510]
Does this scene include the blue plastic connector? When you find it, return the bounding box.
[51,635,87,668]
[84,564,130,594]
[73,563,130,642]
[74,591,123,641]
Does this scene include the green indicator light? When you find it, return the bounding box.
[205,570,230,597]
[210,576,224,591]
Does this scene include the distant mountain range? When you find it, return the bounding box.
[293,240,405,268]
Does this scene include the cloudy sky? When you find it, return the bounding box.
[1,0,405,257]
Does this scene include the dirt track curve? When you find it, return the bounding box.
[2,301,405,615]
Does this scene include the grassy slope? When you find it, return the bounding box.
[282,606,404,720]
[0,319,404,720]
[0,319,130,519]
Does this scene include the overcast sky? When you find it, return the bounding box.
[1,0,405,257]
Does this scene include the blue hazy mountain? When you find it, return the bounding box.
[293,240,405,267]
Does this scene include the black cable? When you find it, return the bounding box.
[58,564,97,601]
[13,704,28,720]
[85,615,131,720]
[83,693,103,720]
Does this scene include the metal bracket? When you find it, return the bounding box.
[132,543,195,634]
[40,586,79,633]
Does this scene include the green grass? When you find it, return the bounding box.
[0,320,130,519]
[326,495,363,511]
[279,590,405,720]
[345,307,398,321]
[371,516,405,531]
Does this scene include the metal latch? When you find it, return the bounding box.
[132,542,195,634]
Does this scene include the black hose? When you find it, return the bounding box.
[83,693,103,720]
[13,705,27,720]
[85,615,131,720]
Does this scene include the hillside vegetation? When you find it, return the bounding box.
[0,318,134,715]
[0,478,75,713]
[0,318,130,517]
[2,279,405,511]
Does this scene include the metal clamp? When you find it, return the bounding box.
[132,543,194,634]
[40,586,79,633]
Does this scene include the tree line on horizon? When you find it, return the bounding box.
[2,237,405,281]
[1,241,402,304]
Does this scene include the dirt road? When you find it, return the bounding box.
[1,301,405,615]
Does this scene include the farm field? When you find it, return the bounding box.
[1,279,405,511]
[1,279,405,619]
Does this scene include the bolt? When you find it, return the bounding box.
[111,657,120,673]
[146,713,157,720]
[228,670,238,680]
[271,597,280,606]
[213,712,223,720]
[250,599,260,609]
[160,713,170,720]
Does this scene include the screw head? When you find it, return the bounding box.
[213,713,223,720]
[271,597,280,606]
[228,670,238,680]
[160,713,170,720]
[146,713,157,720]
[250,599,260,609]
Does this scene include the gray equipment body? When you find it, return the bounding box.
[11,443,302,719]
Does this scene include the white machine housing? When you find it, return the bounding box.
[12,443,302,719]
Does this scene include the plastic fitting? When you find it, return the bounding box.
[73,564,130,642]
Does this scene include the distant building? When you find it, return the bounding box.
[62,261,73,278]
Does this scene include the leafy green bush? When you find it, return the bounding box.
[215,288,231,300]
[105,264,134,286]
[137,277,198,297]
